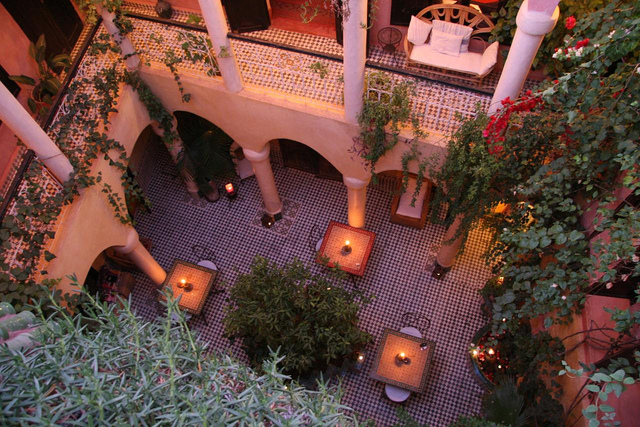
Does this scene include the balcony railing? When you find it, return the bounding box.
[1,12,491,280]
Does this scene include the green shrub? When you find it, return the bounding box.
[0,290,359,425]
[224,256,373,377]
[490,0,634,75]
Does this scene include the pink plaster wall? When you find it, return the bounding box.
[369,0,408,49]
[0,5,40,191]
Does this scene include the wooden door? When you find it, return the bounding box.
[1,0,83,57]
[223,0,271,33]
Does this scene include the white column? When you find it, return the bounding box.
[0,83,74,183]
[243,145,282,215]
[150,119,200,200]
[342,0,368,124]
[488,0,559,114]
[343,176,370,228]
[436,215,465,269]
[99,7,141,70]
[197,0,244,93]
[115,228,166,285]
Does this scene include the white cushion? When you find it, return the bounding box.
[407,16,432,46]
[430,30,464,57]
[432,20,473,53]
[477,41,499,76]
[396,178,428,218]
[410,43,484,75]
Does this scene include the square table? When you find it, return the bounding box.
[370,328,436,393]
[316,221,376,276]
[159,260,217,315]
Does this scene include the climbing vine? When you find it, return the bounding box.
[0,6,185,310]
[351,71,428,202]
[430,2,639,424]
[150,33,191,103]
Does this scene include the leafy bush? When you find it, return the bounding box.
[224,256,373,377]
[490,0,635,76]
[0,290,359,425]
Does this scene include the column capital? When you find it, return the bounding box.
[516,0,560,36]
[343,175,370,190]
[243,145,270,162]
[115,228,140,255]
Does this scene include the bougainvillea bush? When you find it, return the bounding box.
[490,0,637,75]
[433,1,639,424]
[0,291,360,425]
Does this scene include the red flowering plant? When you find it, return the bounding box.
[433,2,639,423]
[428,94,557,249]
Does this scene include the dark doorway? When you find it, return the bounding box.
[280,139,342,181]
[1,0,83,57]
[222,0,271,33]
[390,0,429,26]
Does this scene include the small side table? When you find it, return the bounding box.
[378,27,403,54]
[159,260,217,316]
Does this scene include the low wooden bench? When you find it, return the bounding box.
[390,173,433,229]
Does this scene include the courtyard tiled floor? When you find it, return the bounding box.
[130,141,493,426]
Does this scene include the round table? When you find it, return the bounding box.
[384,326,424,402]
[377,27,403,54]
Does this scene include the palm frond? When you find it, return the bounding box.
[483,377,529,427]
[174,111,236,192]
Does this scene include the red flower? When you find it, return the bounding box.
[575,38,590,49]
[565,16,576,30]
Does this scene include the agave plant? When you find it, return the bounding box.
[174,111,236,201]
[9,35,71,120]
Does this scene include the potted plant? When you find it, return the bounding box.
[9,35,71,121]
[174,111,237,202]
[223,256,373,379]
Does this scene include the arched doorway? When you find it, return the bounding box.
[173,111,237,202]
[278,138,342,181]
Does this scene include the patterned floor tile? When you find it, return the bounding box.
[130,140,493,426]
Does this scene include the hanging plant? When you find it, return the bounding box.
[9,35,71,121]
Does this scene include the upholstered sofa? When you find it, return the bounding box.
[403,4,498,86]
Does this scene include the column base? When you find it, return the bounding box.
[431,261,452,280]
[260,212,282,228]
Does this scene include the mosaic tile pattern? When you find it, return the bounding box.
[251,198,301,237]
[233,39,345,105]
[120,5,492,134]
[130,140,494,426]
[248,27,345,57]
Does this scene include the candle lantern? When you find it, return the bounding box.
[261,213,275,228]
[353,352,366,372]
[177,278,193,292]
[224,182,237,198]
[396,352,410,364]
